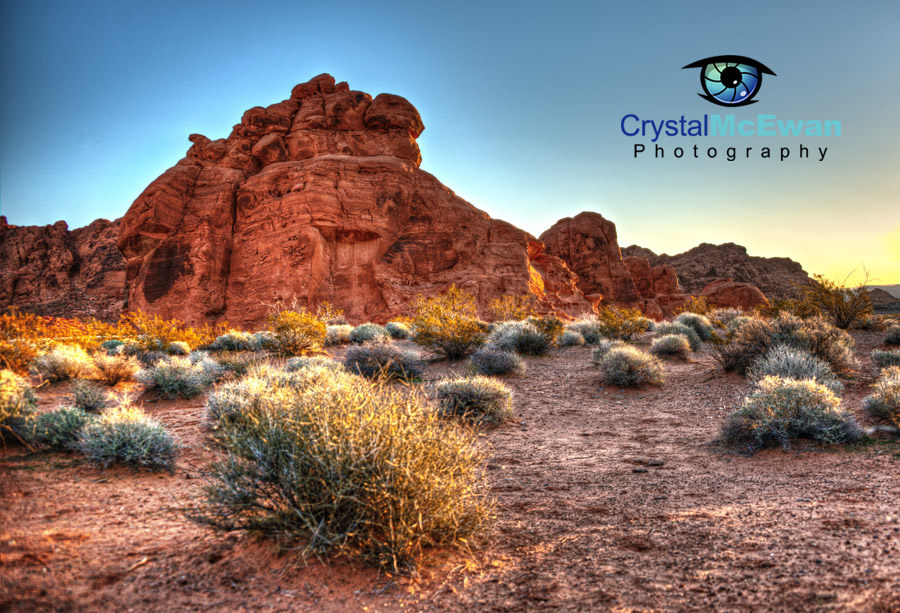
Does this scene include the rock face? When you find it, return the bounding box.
[540,212,687,318]
[118,74,592,327]
[622,256,689,318]
[0,216,126,320]
[698,278,768,310]
[622,242,813,299]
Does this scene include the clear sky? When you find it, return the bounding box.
[1,0,898,283]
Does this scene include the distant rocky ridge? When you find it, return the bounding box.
[622,242,815,299]
[0,216,125,320]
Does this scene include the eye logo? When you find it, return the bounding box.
[683,55,775,107]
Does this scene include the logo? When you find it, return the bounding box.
[682,55,775,107]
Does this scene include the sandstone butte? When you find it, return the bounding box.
[1,75,783,325]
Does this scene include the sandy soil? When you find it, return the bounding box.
[2,331,899,612]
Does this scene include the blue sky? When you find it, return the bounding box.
[1,0,898,282]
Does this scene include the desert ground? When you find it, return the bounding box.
[2,329,898,612]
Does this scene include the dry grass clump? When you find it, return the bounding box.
[713,313,857,376]
[435,376,514,425]
[649,334,691,359]
[720,376,861,452]
[267,310,326,356]
[31,345,96,382]
[468,345,526,376]
[863,366,900,428]
[488,320,557,356]
[284,356,345,373]
[872,349,900,369]
[412,286,487,360]
[884,326,900,346]
[209,331,256,352]
[195,368,490,572]
[79,403,179,471]
[31,407,94,451]
[324,325,354,346]
[566,316,602,344]
[349,323,391,344]
[655,322,702,351]
[590,340,628,362]
[69,380,110,412]
[0,369,38,443]
[93,354,140,385]
[673,312,713,341]
[596,306,654,340]
[709,307,744,327]
[596,346,664,388]
[748,345,844,394]
[137,356,222,399]
[557,330,586,347]
[344,339,424,382]
[385,321,411,340]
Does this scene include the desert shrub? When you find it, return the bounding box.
[0,370,38,443]
[93,354,140,386]
[251,331,277,351]
[214,353,263,378]
[167,341,191,356]
[863,367,900,427]
[488,320,554,356]
[655,322,702,351]
[267,310,327,356]
[349,323,391,344]
[756,297,820,320]
[566,316,602,344]
[526,316,565,344]
[872,349,900,369]
[858,316,887,331]
[284,356,346,373]
[325,324,354,346]
[195,370,489,571]
[748,345,843,395]
[136,350,169,367]
[412,286,488,360]
[709,307,744,328]
[649,334,691,359]
[884,326,900,346]
[31,345,96,382]
[468,345,526,376]
[206,373,285,424]
[435,376,514,425]
[209,331,256,352]
[315,301,347,325]
[385,321,411,340]
[489,294,535,321]
[137,356,219,399]
[79,404,179,471]
[596,305,653,340]
[0,339,39,375]
[344,339,424,381]
[70,380,110,412]
[31,407,94,451]
[557,330,586,347]
[676,296,712,316]
[100,339,125,355]
[720,376,861,452]
[726,315,756,334]
[591,339,627,363]
[674,312,713,341]
[713,314,857,375]
[596,346,664,388]
[799,274,872,330]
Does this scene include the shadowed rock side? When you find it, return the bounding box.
[118,74,592,326]
[623,242,814,299]
[0,216,125,320]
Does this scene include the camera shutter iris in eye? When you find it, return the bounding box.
[703,62,760,104]
[683,56,775,107]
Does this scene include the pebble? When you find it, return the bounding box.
[633,468,649,474]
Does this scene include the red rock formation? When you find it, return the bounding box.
[622,242,813,299]
[622,256,689,319]
[539,212,641,305]
[0,216,125,320]
[118,74,592,326]
[698,278,768,310]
